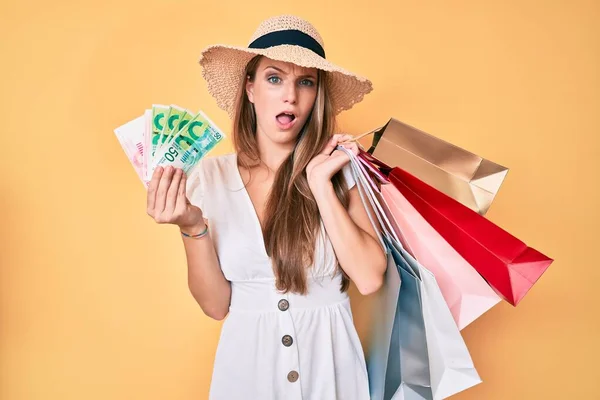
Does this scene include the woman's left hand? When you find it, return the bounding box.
[306,133,359,189]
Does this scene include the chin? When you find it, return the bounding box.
[271,131,300,145]
[271,125,304,143]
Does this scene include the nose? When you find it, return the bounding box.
[282,81,297,104]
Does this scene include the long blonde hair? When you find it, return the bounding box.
[233,55,351,294]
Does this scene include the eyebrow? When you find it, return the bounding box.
[264,65,317,79]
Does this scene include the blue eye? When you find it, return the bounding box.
[300,79,314,86]
[267,76,281,84]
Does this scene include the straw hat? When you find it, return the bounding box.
[198,14,373,119]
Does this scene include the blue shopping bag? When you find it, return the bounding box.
[384,235,434,400]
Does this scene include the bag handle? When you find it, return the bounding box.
[359,149,393,171]
[358,154,390,184]
[338,146,402,247]
[338,147,387,250]
[351,152,402,246]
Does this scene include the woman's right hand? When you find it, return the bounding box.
[146,165,205,232]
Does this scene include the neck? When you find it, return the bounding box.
[255,129,296,172]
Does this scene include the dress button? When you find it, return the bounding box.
[278,299,289,311]
[282,335,293,347]
[287,370,299,382]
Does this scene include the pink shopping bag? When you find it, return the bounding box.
[381,183,501,330]
[357,151,501,329]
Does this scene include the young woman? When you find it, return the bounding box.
[146,14,387,400]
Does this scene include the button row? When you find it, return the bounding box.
[278,299,297,383]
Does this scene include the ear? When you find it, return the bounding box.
[245,75,255,104]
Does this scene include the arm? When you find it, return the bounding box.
[147,165,231,320]
[306,134,387,295]
[310,181,387,295]
[180,220,231,321]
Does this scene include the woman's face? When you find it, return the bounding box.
[246,57,319,146]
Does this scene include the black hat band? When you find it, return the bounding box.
[248,29,326,59]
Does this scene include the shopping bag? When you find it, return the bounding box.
[385,235,433,400]
[381,183,501,330]
[367,242,402,400]
[357,151,500,329]
[396,239,482,399]
[344,147,481,399]
[348,149,432,400]
[365,118,508,215]
[389,166,553,306]
[357,150,500,329]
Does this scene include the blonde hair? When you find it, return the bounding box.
[232,55,351,294]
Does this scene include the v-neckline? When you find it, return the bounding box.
[233,153,270,259]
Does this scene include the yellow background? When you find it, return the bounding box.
[1,0,598,398]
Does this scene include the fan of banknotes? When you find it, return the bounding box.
[114,104,226,187]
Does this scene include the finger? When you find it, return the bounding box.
[320,134,344,155]
[155,165,175,214]
[163,167,183,217]
[339,141,360,156]
[146,166,164,214]
[325,149,353,173]
[333,141,358,159]
[175,172,188,212]
[338,133,354,143]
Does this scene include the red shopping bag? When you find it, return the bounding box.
[388,167,553,306]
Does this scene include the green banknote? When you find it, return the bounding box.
[153,111,225,175]
[151,104,169,160]
[157,106,194,156]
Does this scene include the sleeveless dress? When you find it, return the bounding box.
[185,153,370,400]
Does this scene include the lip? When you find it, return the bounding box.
[275,112,298,131]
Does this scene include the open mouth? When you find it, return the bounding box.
[276,112,296,125]
[275,112,298,130]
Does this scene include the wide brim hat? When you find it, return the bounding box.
[198,14,373,119]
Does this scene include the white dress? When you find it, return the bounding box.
[185,153,370,400]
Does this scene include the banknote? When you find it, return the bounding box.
[152,110,225,175]
[114,114,146,185]
[143,109,153,181]
[151,104,169,160]
[156,105,194,156]
[115,104,225,186]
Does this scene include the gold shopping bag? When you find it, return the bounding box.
[363,118,508,215]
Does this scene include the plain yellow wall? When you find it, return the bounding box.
[1,0,598,398]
